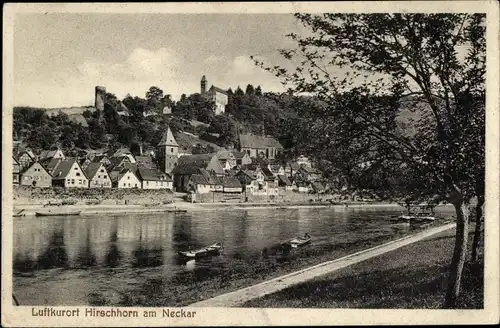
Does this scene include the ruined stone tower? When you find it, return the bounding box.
[95,86,106,122]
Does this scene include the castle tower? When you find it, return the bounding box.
[95,86,106,122]
[201,75,207,94]
[157,126,179,174]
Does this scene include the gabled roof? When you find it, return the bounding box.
[40,157,63,174]
[111,147,132,157]
[111,167,139,183]
[238,169,257,180]
[135,155,155,169]
[310,181,325,191]
[231,150,246,160]
[91,154,110,163]
[39,148,63,160]
[222,175,242,188]
[171,164,203,176]
[14,150,34,161]
[158,126,178,147]
[84,162,106,179]
[52,158,84,179]
[137,167,172,182]
[216,149,235,161]
[239,134,283,149]
[269,164,283,173]
[106,156,131,171]
[21,161,51,176]
[260,167,275,181]
[176,153,217,169]
[278,174,292,186]
[209,85,228,95]
[200,169,222,185]
[190,174,208,185]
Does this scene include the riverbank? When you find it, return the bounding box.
[243,224,482,309]
[13,207,456,307]
[13,201,407,216]
[188,223,456,307]
[110,220,454,307]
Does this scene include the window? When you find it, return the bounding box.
[76,172,81,176]
[71,179,75,184]
[74,167,78,170]
[127,176,130,180]
[171,148,174,153]
[97,175,100,179]
[100,169,105,173]
[78,180,82,184]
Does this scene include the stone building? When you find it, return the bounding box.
[201,75,228,115]
[157,126,179,174]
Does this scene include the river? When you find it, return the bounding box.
[12,206,455,306]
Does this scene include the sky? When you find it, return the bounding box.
[13,13,307,108]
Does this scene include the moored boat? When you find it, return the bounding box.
[391,204,437,224]
[177,242,223,259]
[35,211,81,217]
[282,233,312,248]
[13,209,26,217]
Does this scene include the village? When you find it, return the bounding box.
[12,79,336,204]
[12,131,329,201]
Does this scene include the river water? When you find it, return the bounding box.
[13,206,455,306]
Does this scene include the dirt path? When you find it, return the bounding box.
[188,222,456,307]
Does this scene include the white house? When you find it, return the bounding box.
[51,158,89,188]
[111,168,141,189]
[137,168,173,190]
[84,162,112,188]
[187,174,211,194]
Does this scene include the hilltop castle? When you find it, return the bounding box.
[200,75,228,115]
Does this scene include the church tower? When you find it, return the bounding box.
[201,75,207,94]
[157,126,179,174]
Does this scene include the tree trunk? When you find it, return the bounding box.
[471,195,484,262]
[444,199,470,308]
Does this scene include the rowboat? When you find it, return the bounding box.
[177,242,223,259]
[35,211,81,217]
[282,233,312,248]
[13,209,25,217]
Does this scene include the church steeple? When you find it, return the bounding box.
[201,75,207,94]
[157,125,178,174]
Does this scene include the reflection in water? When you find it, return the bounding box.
[131,221,164,268]
[105,220,121,267]
[76,223,97,268]
[13,206,455,278]
[37,229,69,270]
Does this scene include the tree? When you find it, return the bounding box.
[146,86,164,107]
[245,84,255,95]
[255,85,263,96]
[255,13,485,307]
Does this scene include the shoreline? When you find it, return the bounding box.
[12,202,408,216]
[189,223,456,307]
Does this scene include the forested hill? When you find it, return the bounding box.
[13,85,425,161]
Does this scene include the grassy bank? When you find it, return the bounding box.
[243,225,483,309]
